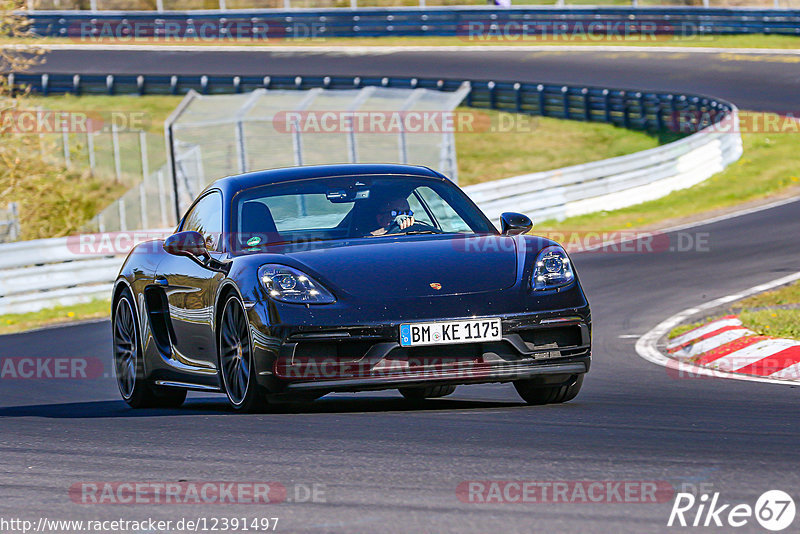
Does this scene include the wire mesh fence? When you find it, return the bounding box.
[24,123,174,233]
[163,85,468,218]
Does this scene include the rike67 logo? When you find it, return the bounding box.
[668,490,795,531]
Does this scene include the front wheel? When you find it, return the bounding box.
[113,289,186,409]
[514,374,583,405]
[218,295,268,413]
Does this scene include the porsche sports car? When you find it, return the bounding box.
[112,164,591,411]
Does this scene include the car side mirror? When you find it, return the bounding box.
[164,230,208,259]
[500,212,533,236]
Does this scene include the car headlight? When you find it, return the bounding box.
[259,265,336,304]
[532,245,574,291]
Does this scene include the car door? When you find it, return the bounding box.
[157,191,226,372]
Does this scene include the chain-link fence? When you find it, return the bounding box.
[161,85,468,218]
[27,122,173,233]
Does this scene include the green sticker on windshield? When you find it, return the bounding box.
[246,236,261,247]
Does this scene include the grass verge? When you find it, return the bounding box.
[668,281,800,342]
[536,112,800,233]
[455,112,659,185]
[0,299,110,336]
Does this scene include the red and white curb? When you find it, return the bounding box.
[636,271,800,386]
[666,316,800,380]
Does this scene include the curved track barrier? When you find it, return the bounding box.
[1,73,741,314]
[26,8,800,39]
[0,237,118,315]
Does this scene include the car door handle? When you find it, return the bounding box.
[155,276,168,286]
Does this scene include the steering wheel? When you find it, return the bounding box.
[384,220,440,235]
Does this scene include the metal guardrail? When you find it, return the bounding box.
[10,73,733,136]
[0,111,742,315]
[0,203,21,244]
[26,7,800,38]
[467,109,742,221]
[0,236,120,315]
[1,72,740,315]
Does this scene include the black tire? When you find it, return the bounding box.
[113,288,186,409]
[514,374,584,405]
[399,384,457,401]
[218,294,268,413]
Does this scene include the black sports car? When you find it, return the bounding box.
[112,164,591,411]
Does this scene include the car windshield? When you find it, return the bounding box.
[232,175,496,249]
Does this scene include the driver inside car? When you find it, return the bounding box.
[370,196,416,236]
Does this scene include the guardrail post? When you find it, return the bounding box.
[156,0,164,11]
[621,91,630,129]
[219,0,226,9]
[351,0,357,8]
[513,83,522,113]
[561,86,570,120]
[582,88,591,122]
[26,0,34,12]
[603,89,611,123]
[537,84,545,116]
[284,0,291,8]
[89,0,98,11]
[41,74,49,96]
[487,81,496,109]
[106,75,115,96]
[72,74,81,95]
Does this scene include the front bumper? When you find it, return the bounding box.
[251,310,591,394]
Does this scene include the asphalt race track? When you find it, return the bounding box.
[2,47,800,533]
[30,47,800,113]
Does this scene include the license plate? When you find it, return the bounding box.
[399,318,502,347]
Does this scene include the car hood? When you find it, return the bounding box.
[258,234,521,299]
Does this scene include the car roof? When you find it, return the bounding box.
[209,163,444,197]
